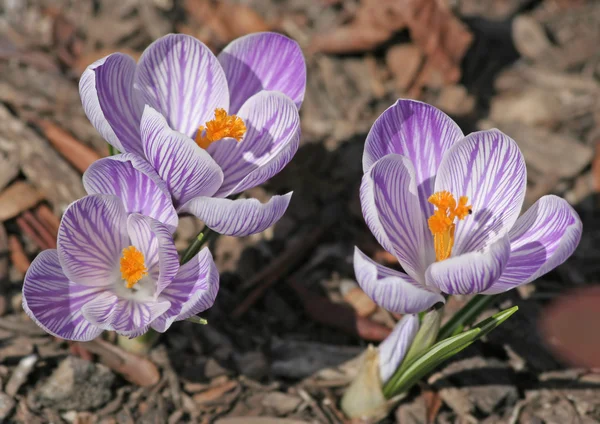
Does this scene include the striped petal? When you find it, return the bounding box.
[81,291,171,337]
[127,214,180,295]
[141,106,224,208]
[363,100,464,222]
[354,247,444,314]
[179,193,291,237]
[360,154,432,282]
[22,250,104,341]
[378,314,420,383]
[58,194,128,287]
[135,34,229,138]
[79,53,144,155]
[434,129,527,255]
[218,32,306,113]
[83,153,178,234]
[425,235,511,295]
[483,195,582,294]
[208,91,300,197]
[152,247,219,332]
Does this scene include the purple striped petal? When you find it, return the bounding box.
[434,129,527,255]
[179,193,291,237]
[79,53,144,155]
[208,91,300,197]
[58,195,128,287]
[354,247,444,314]
[218,32,306,113]
[425,235,511,294]
[22,250,104,341]
[361,155,433,282]
[152,247,219,333]
[127,214,180,296]
[141,106,224,207]
[378,314,419,383]
[483,196,582,294]
[363,100,464,222]
[83,153,178,234]
[135,34,229,138]
[81,291,171,337]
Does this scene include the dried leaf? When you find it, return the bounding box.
[311,0,405,53]
[183,0,270,49]
[0,181,44,222]
[312,0,473,96]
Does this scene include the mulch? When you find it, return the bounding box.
[0,0,599,422]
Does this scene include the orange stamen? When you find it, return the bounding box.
[427,192,472,261]
[195,108,246,149]
[120,246,147,289]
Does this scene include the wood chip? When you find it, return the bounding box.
[192,380,238,406]
[5,354,38,397]
[216,418,310,424]
[79,339,160,387]
[0,105,85,212]
[0,181,44,222]
[481,121,593,180]
[34,119,101,174]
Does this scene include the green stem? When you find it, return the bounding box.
[180,228,217,264]
[108,144,120,156]
[383,307,443,398]
[437,294,502,342]
[179,194,240,265]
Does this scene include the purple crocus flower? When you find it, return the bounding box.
[79,32,305,236]
[22,193,219,341]
[355,99,582,314]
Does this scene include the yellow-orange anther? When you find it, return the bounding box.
[427,192,472,262]
[120,246,147,289]
[195,108,246,149]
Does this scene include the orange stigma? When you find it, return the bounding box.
[120,246,147,289]
[195,108,246,149]
[427,191,472,261]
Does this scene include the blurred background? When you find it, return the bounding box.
[0,0,599,422]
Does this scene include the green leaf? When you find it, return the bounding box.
[437,294,502,341]
[397,308,443,375]
[383,305,518,398]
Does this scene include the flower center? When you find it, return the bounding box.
[427,191,472,262]
[120,246,148,289]
[195,108,246,149]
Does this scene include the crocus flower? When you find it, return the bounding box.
[80,32,305,236]
[22,194,219,341]
[355,99,582,314]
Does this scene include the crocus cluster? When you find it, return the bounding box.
[80,32,305,236]
[354,99,582,382]
[22,32,306,340]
